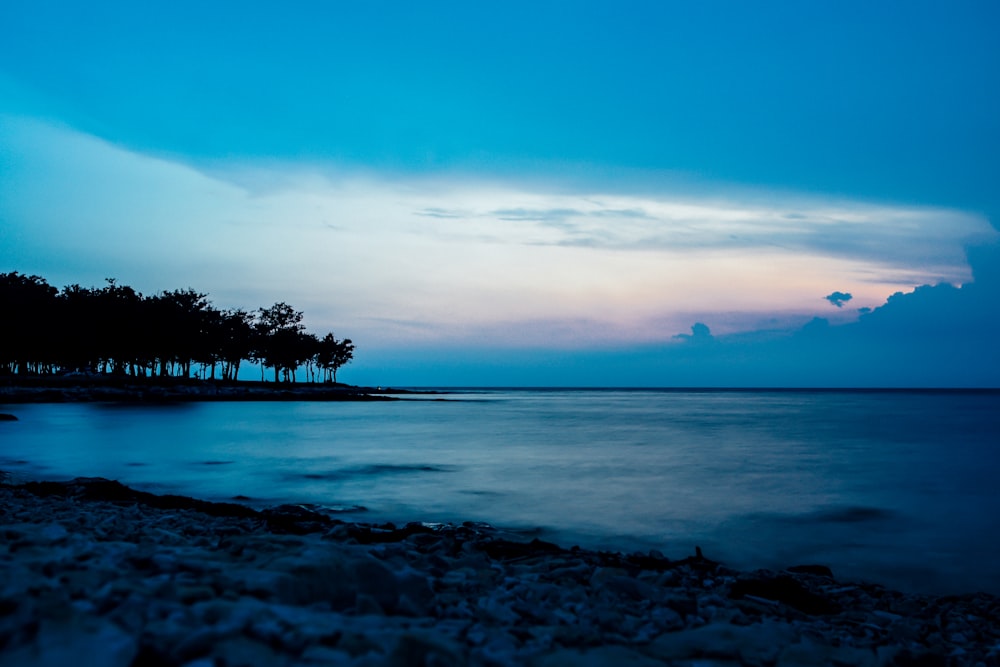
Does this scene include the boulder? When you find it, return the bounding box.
[786,564,834,578]
[730,574,840,615]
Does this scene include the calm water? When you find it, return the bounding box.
[2,389,999,595]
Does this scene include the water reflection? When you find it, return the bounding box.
[2,390,999,594]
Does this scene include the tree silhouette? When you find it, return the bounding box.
[0,272,58,375]
[97,279,144,376]
[316,333,354,383]
[0,271,357,385]
[167,288,213,379]
[218,309,255,381]
[56,283,103,373]
[254,302,305,383]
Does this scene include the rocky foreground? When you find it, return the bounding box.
[1,480,999,667]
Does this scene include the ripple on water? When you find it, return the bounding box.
[295,464,456,481]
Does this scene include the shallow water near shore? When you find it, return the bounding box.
[2,388,999,595]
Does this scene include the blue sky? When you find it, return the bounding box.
[2,1,999,386]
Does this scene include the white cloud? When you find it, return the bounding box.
[2,115,995,347]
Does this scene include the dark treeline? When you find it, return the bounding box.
[0,272,354,384]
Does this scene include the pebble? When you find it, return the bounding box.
[2,480,999,666]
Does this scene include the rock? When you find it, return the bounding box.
[212,636,285,667]
[479,537,564,561]
[0,413,18,421]
[603,574,656,601]
[20,478,259,521]
[355,556,402,611]
[786,564,834,578]
[0,616,137,667]
[297,645,353,664]
[176,584,216,604]
[729,574,840,615]
[174,627,220,661]
[476,596,520,624]
[394,567,435,613]
[355,593,386,615]
[648,620,797,664]
[2,481,1000,667]
[280,560,356,608]
[384,633,465,667]
[648,606,684,631]
[777,639,880,667]
[889,648,949,666]
[589,566,628,588]
[180,660,215,667]
[260,504,334,534]
[531,645,664,667]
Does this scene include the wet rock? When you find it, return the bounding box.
[889,648,950,666]
[648,619,797,664]
[478,537,564,561]
[385,632,465,667]
[275,559,357,608]
[176,584,216,605]
[355,556,403,611]
[730,574,840,615]
[20,478,259,521]
[786,564,834,578]
[777,639,881,667]
[297,645,353,664]
[259,504,335,534]
[174,626,221,661]
[531,645,663,667]
[212,635,286,667]
[599,574,655,601]
[0,615,137,667]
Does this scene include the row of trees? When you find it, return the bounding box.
[0,272,354,384]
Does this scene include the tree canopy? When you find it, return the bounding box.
[0,272,354,383]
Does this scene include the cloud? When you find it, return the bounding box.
[673,322,715,344]
[490,208,582,223]
[655,244,1000,386]
[426,192,993,287]
[825,291,853,308]
[414,207,469,219]
[587,207,654,220]
[2,115,997,358]
[357,253,1000,387]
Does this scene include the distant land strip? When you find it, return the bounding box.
[0,376,430,404]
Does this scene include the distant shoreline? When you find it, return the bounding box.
[0,375,432,404]
[405,385,1000,393]
[4,379,997,405]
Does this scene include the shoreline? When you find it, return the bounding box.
[2,478,998,665]
[0,376,436,404]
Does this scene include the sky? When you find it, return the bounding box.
[2,1,999,386]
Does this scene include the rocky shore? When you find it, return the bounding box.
[2,479,998,666]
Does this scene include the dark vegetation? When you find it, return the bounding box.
[0,272,354,384]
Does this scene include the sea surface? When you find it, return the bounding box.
[2,388,999,595]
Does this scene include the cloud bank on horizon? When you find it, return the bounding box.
[1,1,999,386]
